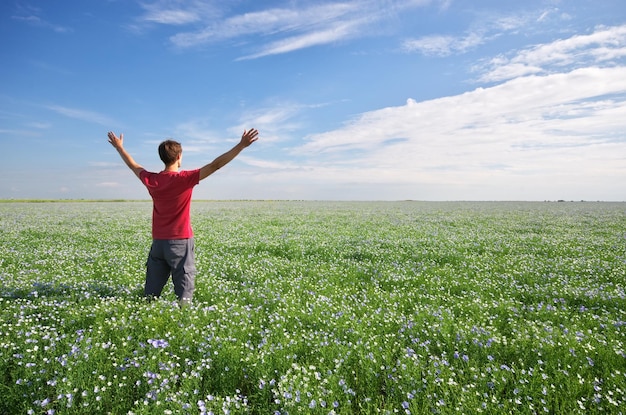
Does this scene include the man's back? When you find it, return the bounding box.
[140,169,200,239]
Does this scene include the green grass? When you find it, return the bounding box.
[0,201,625,414]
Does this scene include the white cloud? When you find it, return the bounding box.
[478,24,626,82]
[305,65,626,148]
[284,64,626,197]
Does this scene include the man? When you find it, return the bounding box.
[107,128,259,305]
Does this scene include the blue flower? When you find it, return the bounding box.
[147,338,169,348]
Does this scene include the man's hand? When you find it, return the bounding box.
[107,131,144,178]
[108,131,124,149]
[199,128,259,181]
[240,129,259,148]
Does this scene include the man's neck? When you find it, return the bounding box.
[163,164,179,173]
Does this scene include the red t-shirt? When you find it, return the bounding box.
[139,169,200,240]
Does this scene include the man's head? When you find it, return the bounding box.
[158,140,182,167]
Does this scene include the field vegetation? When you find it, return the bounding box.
[0,201,624,414]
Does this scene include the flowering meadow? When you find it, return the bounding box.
[0,200,625,415]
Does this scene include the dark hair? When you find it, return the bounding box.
[158,140,182,165]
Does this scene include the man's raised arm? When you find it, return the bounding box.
[107,131,144,179]
[199,129,259,181]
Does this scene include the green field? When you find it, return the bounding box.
[1,201,625,414]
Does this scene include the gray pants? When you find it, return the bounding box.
[145,238,196,302]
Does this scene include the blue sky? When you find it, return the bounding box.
[1,0,625,201]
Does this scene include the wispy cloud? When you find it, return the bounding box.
[237,157,302,170]
[402,32,487,57]
[236,18,365,60]
[231,101,316,143]
[11,4,72,33]
[46,105,117,126]
[138,0,431,58]
[26,121,52,129]
[89,162,119,168]
[402,9,542,57]
[138,0,218,25]
[167,101,309,157]
[0,128,41,137]
[96,182,122,188]
[170,2,359,44]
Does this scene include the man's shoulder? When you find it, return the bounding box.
[180,169,200,175]
[139,169,153,178]
[180,169,201,183]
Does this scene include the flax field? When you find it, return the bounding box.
[0,201,625,414]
